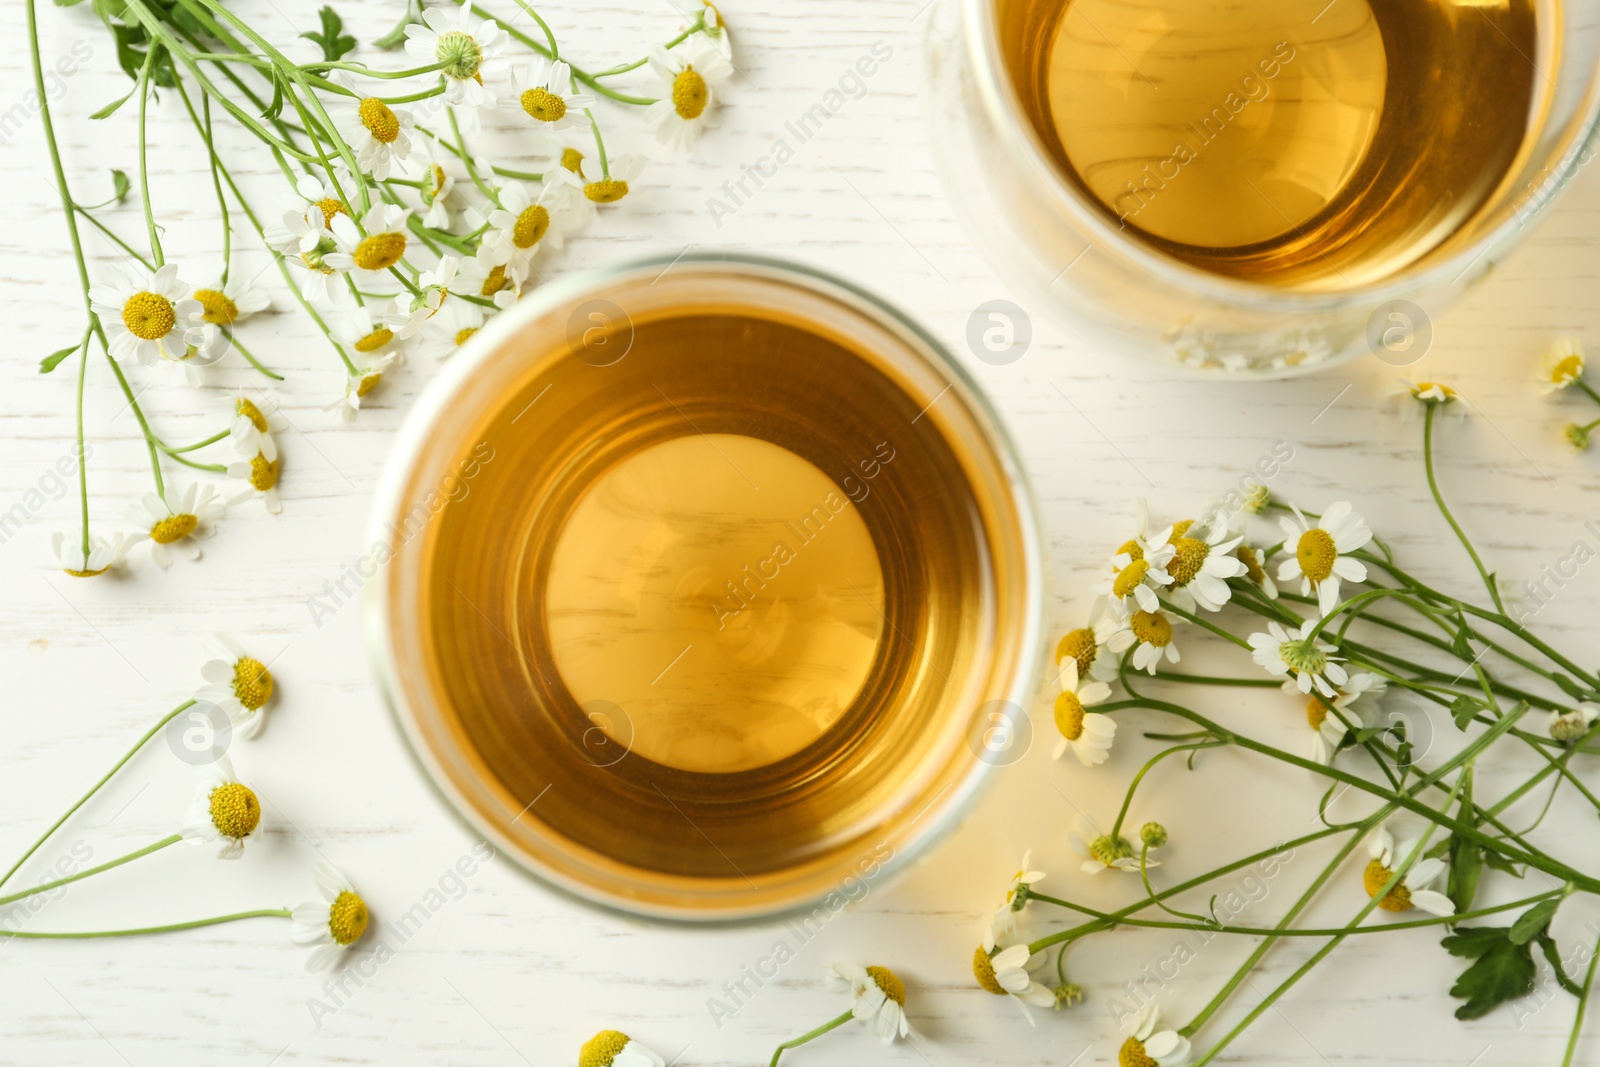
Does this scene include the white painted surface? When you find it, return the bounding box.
[3,1,1600,1063]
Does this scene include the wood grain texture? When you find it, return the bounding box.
[3,1,1600,1064]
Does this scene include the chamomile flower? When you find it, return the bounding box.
[331,87,413,180]
[1054,616,1123,683]
[1162,513,1246,612]
[126,484,223,568]
[419,300,484,360]
[291,862,371,971]
[1235,543,1278,599]
[583,154,645,206]
[1121,1003,1192,1067]
[1250,620,1347,698]
[579,1031,664,1067]
[331,204,411,275]
[984,850,1045,951]
[458,251,525,310]
[1051,659,1115,766]
[671,0,733,60]
[326,353,398,422]
[1108,609,1182,674]
[284,219,354,305]
[90,264,205,366]
[225,389,287,461]
[1394,377,1463,423]
[485,180,568,273]
[191,277,269,329]
[198,635,275,738]
[228,452,281,514]
[971,945,1055,1024]
[543,151,594,224]
[1549,703,1600,743]
[1302,672,1385,764]
[1069,814,1155,875]
[1103,533,1176,617]
[1364,824,1454,917]
[384,256,458,340]
[1564,423,1593,451]
[1277,502,1372,615]
[825,963,910,1042]
[404,5,506,108]
[266,173,352,253]
[408,140,464,230]
[505,57,593,132]
[181,756,263,859]
[1242,484,1272,514]
[644,37,732,151]
[1538,338,1586,395]
[336,305,403,364]
[52,530,135,578]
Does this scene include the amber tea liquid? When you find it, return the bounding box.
[999,0,1548,286]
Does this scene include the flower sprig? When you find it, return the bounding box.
[29,0,732,580]
[978,383,1600,1066]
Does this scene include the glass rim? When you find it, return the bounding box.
[955,0,1600,312]
[364,249,1048,926]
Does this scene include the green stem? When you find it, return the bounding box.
[768,1010,854,1067]
[0,908,291,939]
[0,835,182,907]
[1424,402,1505,613]
[0,701,192,890]
[1110,743,1218,840]
[469,6,656,104]
[1563,927,1600,1067]
[74,207,156,270]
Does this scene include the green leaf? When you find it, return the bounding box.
[1442,926,1537,1020]
[1535,931,1585,997]
[39,345,78,373]
[1451,695,1481,731]
[372,0,420,48]
[302,5,357,63]
[90,89,134,120]
[262,73,285,121]
[1481,849,1525,878]
[110,168,130,203]
[1509,898,1561,945]
[1553,673,1588,701]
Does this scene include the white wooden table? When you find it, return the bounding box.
[4,1,1600,1063]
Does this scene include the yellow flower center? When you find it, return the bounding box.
[355,327,394,353]
[1552,354,1584,384]
[356,372,383,398]
[480,264,512,297]
[1363,859,1413,912]
[1119,1036,1158,1067]
[972,947,1007,996]
[422,164,448,205]
[580,1030,631,1067]
[1056,628,1096,676]
[520,86,566,123]
[315,197,347,227]
[512,204,550,249]
[1112,559,1150,600]
[193,288,239,325]
[584,178,630,204]
[1090,832,1135,866]
[328,889,370,945]
[358,97,400,143]
[1296,528,1338,583]
[1412,381,1458,403]
[122,291,176,341]
[672,67,709,119]
[435,31,483,80]
[1166,537,1208,586]
[867,965,906,1006]
[353,231,407,271]
[1307,696,1329,731]
[236,397,268,432]
[454,327,479,346]
[1054,690,1086,741]
[1130,610,1171,647]
[150,513,198,544]
[233,655,274,710]
[561,147,585,174]
[1117,538,1143,562]
[64,564,110,578]
[1170,519,1194,539]
[1238,545,1266,585]
[248,453,279,492]
[208,781,261,839]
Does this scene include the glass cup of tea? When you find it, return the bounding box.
[367,253,1046,924]
[924,0,1600,374]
